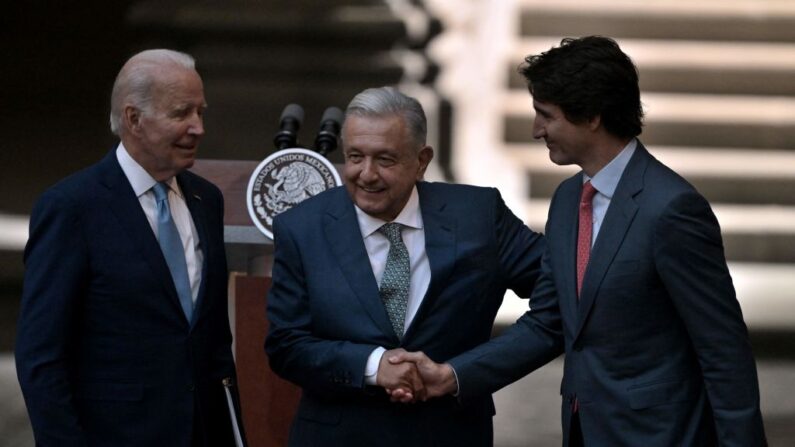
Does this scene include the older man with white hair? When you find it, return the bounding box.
[16,49,242,446]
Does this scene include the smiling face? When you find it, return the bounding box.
[125,66,206,181]
[532,99,594,168]
[342,113,433,221]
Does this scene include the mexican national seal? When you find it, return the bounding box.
[246,148,341,239]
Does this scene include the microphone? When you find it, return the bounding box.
[273,103,304,150]
[314,107,344,156]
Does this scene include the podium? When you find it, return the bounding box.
[191,160,301,447]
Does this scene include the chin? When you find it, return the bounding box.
[357,201,384,216]
[358,203,392,220]
[176,157,196,172]
[548,153,572,167]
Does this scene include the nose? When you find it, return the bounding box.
[531,115,545,140]
[359,159,378,183]
[188,112,205,137]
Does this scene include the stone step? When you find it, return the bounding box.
[507,143,795,205]
[518,0,795,42]
[194,44,404,82]
[509,38,795,96]
[525,170,795,206]
[505,144,795,179]
[128,1,406,47]
[523,200,795,264]
[0,214,27,252]
[499,261,795,330]
[502,91,795,149]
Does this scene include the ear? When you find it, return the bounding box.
[588,114,601,131]
[123,105,143,135]
[416,145,434,180]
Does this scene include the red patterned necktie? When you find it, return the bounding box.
[576,181,597,298]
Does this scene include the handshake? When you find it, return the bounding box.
[376,349,459,403]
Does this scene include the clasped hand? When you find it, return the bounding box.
[376,349,457,404]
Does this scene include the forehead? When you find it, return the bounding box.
[533,99,562,116]
[342,114,412,151]
[152,67,205,105]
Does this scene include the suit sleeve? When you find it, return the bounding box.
[654,192,766,446]
[15,189,89,446]
[448,246,563,400]
[493,189,546,297]
[265,216,378,397]
[448,192,563,400]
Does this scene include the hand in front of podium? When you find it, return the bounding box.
[386,351,458,402]
[377,348,425,403]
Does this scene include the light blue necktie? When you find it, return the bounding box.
[153,182,194,322]
[378,223,410,339]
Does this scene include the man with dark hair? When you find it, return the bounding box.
[392,36,766,446]
[16,49,241,446]
[265,86,549,446]
[521,36,644,141]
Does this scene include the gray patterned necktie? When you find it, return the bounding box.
[378,222,410,339]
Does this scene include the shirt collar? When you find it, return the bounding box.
[116,143,182,198]
[355,185,423,238]
[583,138,637,199]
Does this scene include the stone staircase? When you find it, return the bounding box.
[125,0,441,164]
[481,0,795,328]
[492,0,795,328]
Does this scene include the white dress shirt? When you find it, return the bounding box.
[583,138,637,245]
[358,187,431,384]
[116,144,203,303]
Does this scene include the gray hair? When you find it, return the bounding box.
[109,49,196,135]
[345,86,427,145]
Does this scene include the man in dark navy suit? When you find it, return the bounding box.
[265,87,552,446]
[16,49,240,446]
[393,36,767,446]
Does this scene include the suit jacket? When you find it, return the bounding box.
[16,150,239,446]
[450,143,766,446]
[265,182,551,446]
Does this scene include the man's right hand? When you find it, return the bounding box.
[386,351,458,402]
[376,348,425,403]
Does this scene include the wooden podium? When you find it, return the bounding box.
[191,160,301,447]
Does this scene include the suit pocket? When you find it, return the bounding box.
[627,376,699,410]
[74,381,143,402]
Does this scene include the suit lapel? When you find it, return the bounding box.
[178,173,208,329]
[323,190,397,339]
[574,146,648,340]
[98,151,188,324]
[403,183,455,340]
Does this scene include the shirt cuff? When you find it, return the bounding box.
[364,346,386,386]
[449,364,461,397]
